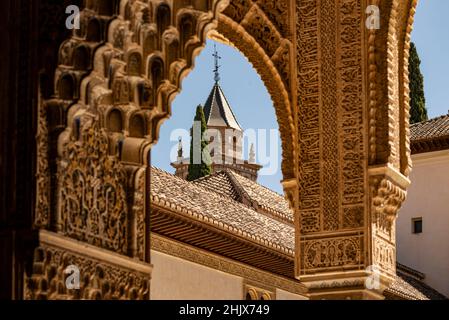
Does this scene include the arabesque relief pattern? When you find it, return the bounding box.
[33,0,296,299]
[295,0,418,293]
[31,0,418,299]
[25,244,150,300]
[370,176,406,277]
[296,0,367,276]
[366,0,418,283]
[57,118,128,254]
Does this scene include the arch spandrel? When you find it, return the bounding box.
[31,0,418,299]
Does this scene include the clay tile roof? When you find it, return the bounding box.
[386,266,447,300]
[193,170,293,224]
[411,114,449,142]
[203,83,243,131]
[410,114,449,154]
[226,170,293,222]
[150,167,294,254]
[150,168,446,299]
[193,171,241,201]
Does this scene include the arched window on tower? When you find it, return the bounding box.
[233,136,237,159]
[210,135,215,158]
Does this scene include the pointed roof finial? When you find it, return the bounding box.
[213,43,221,83]
[249,143,256,163]
[177,137,183,161]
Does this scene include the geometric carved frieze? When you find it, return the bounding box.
[342,206,364,229]
[24,231,152,300]
[300,232,364,275]
[373,236,396,278]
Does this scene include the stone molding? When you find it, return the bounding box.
[151,233,307,297]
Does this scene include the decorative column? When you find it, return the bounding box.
[294,0,415,299]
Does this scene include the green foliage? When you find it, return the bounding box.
[187,105,211,181]
[409,42,428,124]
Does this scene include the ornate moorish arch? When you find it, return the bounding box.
[27,0,419,300]
[33,0,297,300]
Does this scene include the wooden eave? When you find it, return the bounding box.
[150,204,295,278]
[411,135,449,154]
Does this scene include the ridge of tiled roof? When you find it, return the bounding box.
[193,169,293,224]
[411,113,449,142]
[150,167,294,255]
[226,170,293,223]
[396,262,425,281]
[192,171,241,201]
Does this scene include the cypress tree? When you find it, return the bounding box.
[409,42,428,124]
[187,105,211,181]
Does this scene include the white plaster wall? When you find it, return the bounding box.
[397,150,449,297]
[150,250,244,300]
[150,249,308,300]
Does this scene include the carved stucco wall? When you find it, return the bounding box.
[32,0,418,299]
[294,0,417,297]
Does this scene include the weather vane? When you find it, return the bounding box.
[212,43,221,83]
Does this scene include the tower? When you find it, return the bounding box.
[171,44,262,181]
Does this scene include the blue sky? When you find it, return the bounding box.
[412,0,449,118]
[152,1,449,194]
[152,40,284,193]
